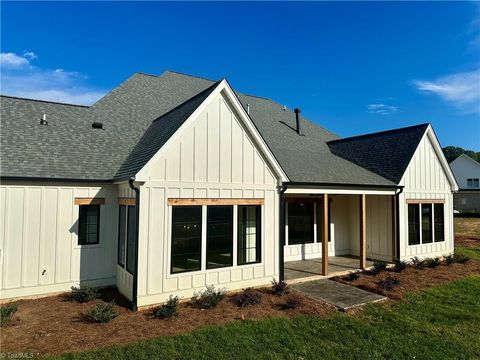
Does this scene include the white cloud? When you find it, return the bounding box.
[412,70,480,114]
[0,51,106,105]
[366,103,398,115]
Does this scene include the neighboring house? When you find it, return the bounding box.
[0,70,458,308]
[450,154,480,213]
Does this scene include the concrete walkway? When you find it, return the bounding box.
[292,279,386,311]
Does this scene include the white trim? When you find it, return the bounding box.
[134,80,288,183]
[285,187,397,195]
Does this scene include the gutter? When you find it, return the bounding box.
[278,184,288,282]
[128,177,140,311]
[285,181,402,190]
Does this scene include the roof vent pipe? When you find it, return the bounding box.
[247,104,250,115]
[294,108,303,135]
[39,114,48,126]
[92,122,104,129]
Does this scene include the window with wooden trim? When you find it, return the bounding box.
[78,205,100,245]
[238,205,261,265]
[171,206,202,274]
[408,202,445,245]
[118,204,136,274]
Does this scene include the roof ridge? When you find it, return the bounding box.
[163,69,217,83]
[328,123,430,144]
[0,95,90,108]
[134,71,160,78]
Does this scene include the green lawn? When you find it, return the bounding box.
[52,276,480,360]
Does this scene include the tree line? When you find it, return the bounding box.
[442,146,480,163]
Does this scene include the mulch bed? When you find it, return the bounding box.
[455,235,480,249]
[0,287,334,357]
[332,259,480,300]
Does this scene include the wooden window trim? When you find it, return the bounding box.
[167,198,264,206]
[118,197,136,206]
[406,199,445,204]
[74,197,105,205]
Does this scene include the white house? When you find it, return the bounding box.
[450,154,480,213]
[0,70,458,308]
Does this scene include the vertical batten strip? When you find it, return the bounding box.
[360,194,366,269]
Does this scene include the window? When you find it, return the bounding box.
[78,205,100,245]
[171,206,202,274]
[408,202,445,245]
[421,204,433,244]
[467,178,480,188]
[288,202,314,245]
[238,205,261,265]
[408,204,420,245]
[434,204,444,243]
[207,206,233,269]
[118,204,136,274]
[316,200,331,242]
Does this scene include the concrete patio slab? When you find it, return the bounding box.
[292,279,386,311]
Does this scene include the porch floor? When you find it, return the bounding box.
[285,255,374,281]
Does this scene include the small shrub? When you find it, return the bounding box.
[370,260,387,275]
[71,285,99,303]
[444,254,455,265]
[411,256,426,269]
[377,276,401,291]
[154,295,179,319]
[345,272,360,281]
[454,254,469,264]
[86,301,118,324]
[192,285,227,309]
[280,297,302,310]
[0,303,18,326]
[424,257,442,268]
[393,259,408,273]
[234,288,262,307]
[271,279,289,296]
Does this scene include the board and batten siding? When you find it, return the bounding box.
[0,182,118,299]
[135,92,280,306]
[398,133,454,260]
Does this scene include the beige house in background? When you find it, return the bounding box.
[0,70,458,308]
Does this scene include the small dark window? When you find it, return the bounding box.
[126,206,136,273]
[78,205,100,245]
[434,204,445,242]
[207,206,233,269]
[288,202,314,245]
[421,204,433,244]
[118,205,127,267]
[171,206,202,274]
[408,204,420,245]
[316,200,331,243]
[238,205,261,265]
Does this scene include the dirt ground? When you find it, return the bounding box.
[0,287,334,357]
[454,217,480,238]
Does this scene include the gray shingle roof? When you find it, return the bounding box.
[1,70,414,186]
[328,123,429,183]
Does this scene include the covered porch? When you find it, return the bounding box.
[280,186,400,282]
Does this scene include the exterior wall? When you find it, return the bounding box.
[135,92,280,306]
[454,191,480,213]
[449,155,480,190]
[0,181,118,299]
[399,134,455,260]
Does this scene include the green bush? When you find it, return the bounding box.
[411,256,426,269]
[192,285,227,309]
[234,288,262,307]
[424,257,442,268]
[280,297,302,310]
[453,254,469,264]
[370,260,387,275]
[271,279,289,296]
[377,276,401,291]
[86,301,118,324]
[393,259,408,272]
[444,254,455,265]
[154,296,179,319]
[0,303,18,326]
[71,285,99,303]
[345,272,360,281]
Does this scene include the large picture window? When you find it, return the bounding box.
[238,205,261,265]
[171,206,202,274]
[408,202,445,245]
[78,205,100,245]
[288,202,314,245]
[207,206,233,269]
[118,205,137,274]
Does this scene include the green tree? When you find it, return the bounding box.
[443,146,480,163]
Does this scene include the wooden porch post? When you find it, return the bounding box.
[359,194,366,269]
[322,194,329,275]
[391,195,397,260]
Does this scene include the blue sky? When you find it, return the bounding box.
[1,1,479,149]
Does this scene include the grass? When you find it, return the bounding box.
[456,246,480,261]
[50,276,480,360]
[454,217,480,238]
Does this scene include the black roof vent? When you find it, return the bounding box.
[294,108,303,136]
[92,122,103,129]
[39,114,48,126]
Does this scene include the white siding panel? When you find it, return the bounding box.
[23,188,42,287]
[4,188,24,289]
